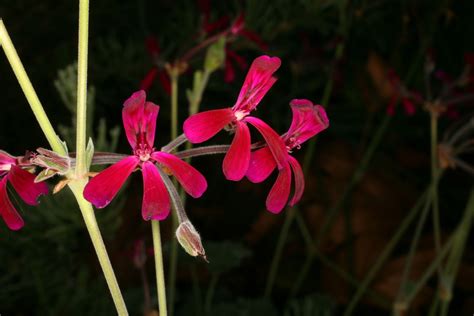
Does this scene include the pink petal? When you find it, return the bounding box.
[145,36,161,59]
[122,91,160,149]
[266,164,291,213]
[246,147,276,183]
[285,99,330,146]
[151,152,207,198]
[84,156,139,208]
[402,98,416,116]
[0,150,16,165]
[183,108,234,143]
[141,161,170,221]
[233,55,281,113]
[8,165,48,206]
[227,49,248,70]
[245,116,288,169]
[223,121,251,181]
[0,177,24,230]
[288,156,305,206]
[158,70,171,95]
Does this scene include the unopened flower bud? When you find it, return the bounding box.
[176,221,207,261]
[204,36,226,73]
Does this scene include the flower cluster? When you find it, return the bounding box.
[0,55,329,256]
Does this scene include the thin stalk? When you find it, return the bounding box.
[403,236,455,305]
[394,192,433,307]
[181,31,228,64]
[430,114,443,276]
[439,188,474,316]
[151,220,168,316]
[69,180,128,315]
[168,70,180,316]
[294,209,391,308]
[204,273,220,316]
[75,0,90,176]
[343,187,431,316]
[0,20,66,155]
[161,133,188,153]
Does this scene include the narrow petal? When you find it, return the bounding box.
[245,116,289,169]
[233,55,281,112]
[83,156,139,208]
[151,152,207,198]
[285,99,330,146]
[0,177,24,230]
[183,108,234,143]
[0,150,16,166]
[246,147,276,183]
[141,162,170,221]
[8,165,48,206]
[223,121,251,181]
[122,91,160,149]
[288,156,305,206]
[266,164,292,213]
[122,90,146,148]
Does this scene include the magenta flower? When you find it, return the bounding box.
[246,99,329,213]
[183,55,288,181]
[0,151,48,230]
[83,91,207,220]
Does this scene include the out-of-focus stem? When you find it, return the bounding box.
[431,114,442,263]
[151,220,168,316]
[343,187,431,316]
[0,20,66,156]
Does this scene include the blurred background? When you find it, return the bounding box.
[1,0,474,315]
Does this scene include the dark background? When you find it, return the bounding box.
[1,0,474,315]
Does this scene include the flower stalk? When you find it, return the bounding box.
[151,220,168,316]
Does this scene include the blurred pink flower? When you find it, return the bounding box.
[183,55,288,181]
[0,151,48,230]
[246,99,329,213]
[84,91,207,220]
[139,37,171,95]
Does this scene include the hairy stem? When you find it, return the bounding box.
[151,220,168,316]
[69,180,128,315]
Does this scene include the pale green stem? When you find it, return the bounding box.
[69,180,128,315]
[152,220,168,316]
[168,71,179,316]
[0,20,65,155]
[75,0,90,176]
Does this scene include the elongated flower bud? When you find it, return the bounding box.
[176,221,207,261]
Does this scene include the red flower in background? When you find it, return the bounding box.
[386,69,422,116]
[84,91,207,221]
[246,99,329,213]
[183,55,288,181]
[0,151,48,230]
[139,37,171,95]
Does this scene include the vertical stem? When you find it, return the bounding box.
[69,181,128,315]
[168,70,179,316]
[152,220,168,316]
[75,0,90,176]
[0,20,66,155]
[431,114,442,263]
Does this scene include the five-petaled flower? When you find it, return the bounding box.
[0,151,48,230]
[246,99,329,213]
[183,55,288,181]
[83,90,207,221]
